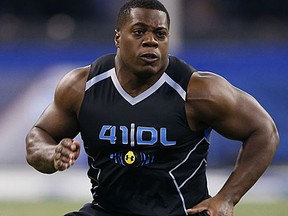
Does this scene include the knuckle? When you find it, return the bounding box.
[62,138,72,146]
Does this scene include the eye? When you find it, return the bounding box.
[133,29,145,36]
[155,30,167,39]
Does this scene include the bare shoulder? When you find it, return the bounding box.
[185,71,241,131]
[186,71,278,141]
[187,71,237,104]
[56,65,90,91]
[55,65,91,114]
[189,71,232,93]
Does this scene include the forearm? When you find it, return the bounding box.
[26,126,58,174]
[216,127,279,205]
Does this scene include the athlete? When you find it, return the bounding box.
[25,0,279,216]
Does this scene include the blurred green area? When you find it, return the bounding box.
[0,200,288,216]
[0,201,82,216]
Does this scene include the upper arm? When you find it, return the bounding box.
[33,66,90,142]
[186,72,278,142]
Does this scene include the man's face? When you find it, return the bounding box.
[115,8,169,77]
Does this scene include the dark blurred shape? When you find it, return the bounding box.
[0,0,287,43]
[183,0,288,41]
[46,14,75,41]
[0,0,126,43]
[0,13,21,41]
[0,0,97,20]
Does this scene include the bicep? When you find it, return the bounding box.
[32,66,89,142]
[34,102,80,143]
[207,87,273,142]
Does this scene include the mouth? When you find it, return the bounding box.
[140,53,159,63]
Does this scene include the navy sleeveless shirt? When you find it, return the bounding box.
[79,54,211,216]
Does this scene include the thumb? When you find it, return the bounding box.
[71,140,81,159]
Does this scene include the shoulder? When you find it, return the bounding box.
[56,65,90,94]
[54,54,115,113]
[185,71,238,130]
[54,65,91,114]
[188,71,235,100]
[186,71,278,142]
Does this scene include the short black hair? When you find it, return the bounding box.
[116,0,170,30]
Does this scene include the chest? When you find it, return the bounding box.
[79,69,194,154]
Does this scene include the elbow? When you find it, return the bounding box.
[271,123,280,152]
[26,154,36,170]
[25,129,57,174]
[262,119,280,158]
[25,132,36,167]
[25,130,42,170]
[25,149,34,168]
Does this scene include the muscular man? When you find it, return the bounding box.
[26,0,279,215]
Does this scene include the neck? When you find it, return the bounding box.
[114,54,167,97]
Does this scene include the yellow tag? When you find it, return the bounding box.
[124,151,136,165]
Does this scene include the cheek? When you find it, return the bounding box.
[160,41,169,52]
[121,35,138,47]
[121,44,141,64]
[120,39,138,54]
[159,45,169,60]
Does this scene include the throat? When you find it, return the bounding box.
[116,72,164,98]
[123,83,152,97]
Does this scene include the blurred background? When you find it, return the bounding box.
[0,0,287,206]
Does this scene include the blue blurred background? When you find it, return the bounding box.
[0,0,287,168]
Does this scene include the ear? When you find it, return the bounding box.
[114,29,120,48]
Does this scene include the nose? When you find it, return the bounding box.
[142,32,158,48]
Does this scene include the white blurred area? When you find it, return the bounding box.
[0,65,76,165]
[1,165,288,203]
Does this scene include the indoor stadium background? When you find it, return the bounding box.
[0,0,287,215]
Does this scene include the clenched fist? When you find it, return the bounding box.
[53,138,81,171]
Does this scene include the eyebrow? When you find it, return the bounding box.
[132,22,168,31]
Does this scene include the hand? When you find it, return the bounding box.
[187,196,234,216]
[53,138,81,171]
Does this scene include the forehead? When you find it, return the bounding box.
[126,7,169,29]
